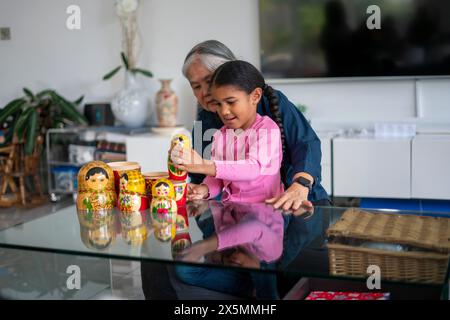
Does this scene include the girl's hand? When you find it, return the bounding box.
[187,183,209,201]
[178,235,218,263]
[187,199,210,217]
[169,146,204,173]
[265,182,313,212]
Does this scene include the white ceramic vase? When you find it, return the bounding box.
[111,71,148,128]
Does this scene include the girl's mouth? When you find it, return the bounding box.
[223,116,237,123]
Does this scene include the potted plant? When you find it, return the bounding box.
[0,88,88,155]
[0,88,88,206]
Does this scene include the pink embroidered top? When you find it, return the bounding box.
[203,114,284,203]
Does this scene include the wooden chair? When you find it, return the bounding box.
[0,135,45,207]
[0,143,19,206]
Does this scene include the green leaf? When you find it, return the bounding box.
[0,98,26,124]
[131,68,153,78]
[102,66,122,80]
[24,108,38,155]
[14,107,33,138]
[23,88,36,102]
[51,92,89,126]
[36,89,55,99]
[73,95,84,105]
[121,52,129,70]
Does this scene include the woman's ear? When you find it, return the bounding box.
[250,87,263,106]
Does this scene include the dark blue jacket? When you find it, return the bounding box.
[190,90,329,202]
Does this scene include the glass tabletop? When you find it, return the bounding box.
[0,200,449,289]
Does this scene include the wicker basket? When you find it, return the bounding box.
[327,208,450,284]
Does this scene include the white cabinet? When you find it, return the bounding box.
[317,132,336,195]
[411,135,450,200]
[125,129,190,173]
[333,137,411,198]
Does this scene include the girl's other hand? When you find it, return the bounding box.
[187,183,209,201]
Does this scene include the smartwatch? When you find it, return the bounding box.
[293,176,313,193]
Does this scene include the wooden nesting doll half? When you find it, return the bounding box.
[168,133,191,181]
[151,178,178,241]
[77,161,116,212]
[118,170,147,212]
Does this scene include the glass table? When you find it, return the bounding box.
[0,201,448,300]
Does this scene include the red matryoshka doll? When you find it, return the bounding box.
[174,206,189,233]
[171,232,192,259]
[168,133,191,181]
[76,161,116,212]
[151,178,177,241]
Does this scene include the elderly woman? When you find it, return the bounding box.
[182,40,331,210]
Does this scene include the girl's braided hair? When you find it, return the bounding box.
[210,60,286,165]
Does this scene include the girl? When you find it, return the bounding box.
[171,60,286,203]
[182,40,328,211]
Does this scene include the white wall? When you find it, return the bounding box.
[1,0,449,131]
[0,0,260,129]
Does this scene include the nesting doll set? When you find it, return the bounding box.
[75,134,192,245]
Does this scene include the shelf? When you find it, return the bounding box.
[48,161,83,167]
[49,189,76,194]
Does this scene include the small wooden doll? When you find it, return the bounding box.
[168,133,191,181]
[118,170,147,212]
[150,178,178,241]
[171,232,192,259]
[77,161,116,212]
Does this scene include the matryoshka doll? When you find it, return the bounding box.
[168,133,191,181]
[77,210,116,250]
[151,178,178,241]
[175,206,189,233]
[118,170,148,212]
[171,232,192,259]
[76,161,116,212]
[107,161,141,198]
[120,211,148,246]
[143,171,169,203]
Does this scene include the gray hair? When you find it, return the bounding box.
[182,40,236,78]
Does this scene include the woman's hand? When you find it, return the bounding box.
[265,182,313,212]
[187,183,209,201]
[170,145,216,175]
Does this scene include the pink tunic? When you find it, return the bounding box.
[203,114,284,203]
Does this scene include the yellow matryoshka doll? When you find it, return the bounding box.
[76,161,116,212]
[77,210,117,250]
[168,133,191,181]
[150,178,178,241]
[119,211,148,246]
[118,170,147,212]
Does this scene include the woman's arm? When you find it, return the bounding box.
[265,91,322,210]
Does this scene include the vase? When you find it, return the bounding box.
[155,79,178,127]
[111,71,148,128]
